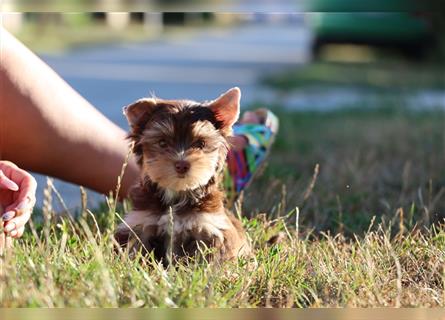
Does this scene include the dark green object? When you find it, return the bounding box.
[310,12,432,44]
[308,0,418,11]
[306,0,435,59]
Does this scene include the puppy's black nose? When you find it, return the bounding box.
[175,160,190,174]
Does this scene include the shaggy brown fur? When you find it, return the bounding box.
[115,88,251,263]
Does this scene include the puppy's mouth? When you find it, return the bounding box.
[145,158,217,192]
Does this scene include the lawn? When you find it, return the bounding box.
[1,105,445,307]
[261,61,445,92]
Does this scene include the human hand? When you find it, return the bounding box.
[0,161,37,238]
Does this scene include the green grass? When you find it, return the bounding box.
[2,206,445,307]
[1,107,445,307]
[261,62,445,92]
[245,106,445,235]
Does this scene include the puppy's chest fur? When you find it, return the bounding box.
[116,180,250,261]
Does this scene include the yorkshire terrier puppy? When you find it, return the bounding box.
[115,87,251,263]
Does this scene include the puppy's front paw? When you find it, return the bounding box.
[114,225,131,248]
[178,233,223,259]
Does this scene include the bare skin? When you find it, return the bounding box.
[0,161,36,239]
[0,28,139,238]
[0,28,139,199]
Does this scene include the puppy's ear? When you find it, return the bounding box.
[207,87,241,133]
[123,98,157,127]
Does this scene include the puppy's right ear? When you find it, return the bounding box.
[123,98,157,127]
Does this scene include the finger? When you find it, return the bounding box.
[10,226,25,238]
[4,209,31,233]
[0,169,19,191]
[3,194,35,221]
[1,163,37,196]
[17,226,25,238]
[20,173,37,195]
[0,161,18,170]
[2,210,16,222]
[14,175,37,206]
[4,220,16,233]
[4,188,36,220]
[0,161,19,179]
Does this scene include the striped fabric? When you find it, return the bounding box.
[223,110,278,204]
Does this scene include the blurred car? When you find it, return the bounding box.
[307,5,435,60]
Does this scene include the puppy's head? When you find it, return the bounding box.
[124,87,240,193]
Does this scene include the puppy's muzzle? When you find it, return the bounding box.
[174,160,190,175]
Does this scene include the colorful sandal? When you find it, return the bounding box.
[223,109,279,204]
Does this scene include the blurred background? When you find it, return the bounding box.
[2,0,445,233]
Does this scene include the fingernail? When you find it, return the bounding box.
[2,179,19,191]
[10,230,17,237]
[2,211,15,221]
[4,223,15,232]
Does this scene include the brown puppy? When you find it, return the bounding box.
[115,87,251,263]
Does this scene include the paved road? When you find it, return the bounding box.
[36,20,312,209]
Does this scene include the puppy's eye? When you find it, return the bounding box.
[193,139,206,149]
[158,139,168,148]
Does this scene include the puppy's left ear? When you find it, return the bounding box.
[208,87,241,133]
[123,98,157,128]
